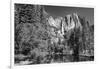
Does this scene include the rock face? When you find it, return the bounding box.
[47,13,83,44]
[15,4,94,64]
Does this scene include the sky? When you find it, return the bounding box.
[44,5,94,25]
